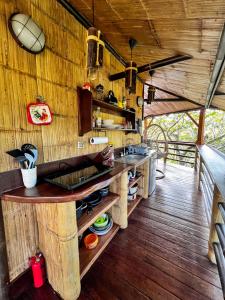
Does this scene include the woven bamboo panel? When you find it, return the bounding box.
[1,201,38,280]
[0,0,142,282]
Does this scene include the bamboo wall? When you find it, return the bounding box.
[0,0,142,280]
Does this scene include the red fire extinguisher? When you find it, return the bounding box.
[29,253,46,288]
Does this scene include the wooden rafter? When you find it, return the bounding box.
[185,112,199,127]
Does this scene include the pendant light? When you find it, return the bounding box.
[8,13,45,54]
[87,0,105,81]
[147,70,156,104]
[125,38,138,94]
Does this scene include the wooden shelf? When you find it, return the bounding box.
[77,87,136,136]
[93,127,137,133]
[128,174,143,188]
[77,192,120,236]
[79,224,120,279]
[128,196,142,217]
[93,99,135,115]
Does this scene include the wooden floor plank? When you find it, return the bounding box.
[79,162,222,300]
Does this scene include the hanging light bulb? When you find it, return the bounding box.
[125,38,137,94]
[88,67,98,81]
[86,0,105,81]
[147,70,155,104]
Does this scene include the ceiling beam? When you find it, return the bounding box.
[185,112,199,127]
[205,24,225,108]
[144,82,203,107]
[144,107,201,118]
[145,98,186,102]
[57,0,126,66]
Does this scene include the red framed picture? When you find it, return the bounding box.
[27,102,53,125]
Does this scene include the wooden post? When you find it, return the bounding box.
[0,202,9,300]
[208,186,224,263]
[36,202,81,300]
[110,171,128,229]
[196,108,206,145]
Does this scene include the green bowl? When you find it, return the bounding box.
[94,213,109,228]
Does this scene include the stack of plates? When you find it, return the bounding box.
[89,213,113,236]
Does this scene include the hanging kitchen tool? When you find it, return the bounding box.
[87,0,105,81]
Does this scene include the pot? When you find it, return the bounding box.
[84,191,102,208]
[128,192,137,201]
[76,201,87,219]
[129,183,138,195]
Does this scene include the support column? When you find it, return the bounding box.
[196,108,206,145]
[0,202,9,300]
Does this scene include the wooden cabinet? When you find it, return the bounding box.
[77,87,137,136]
[3,157,150,300]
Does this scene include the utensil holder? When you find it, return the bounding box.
[21,166,37,188]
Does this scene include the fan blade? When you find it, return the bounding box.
[137,54,192,74]
[109,54,192,81]
[109,71,126,81]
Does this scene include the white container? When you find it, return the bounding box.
[21,166,37,188]
[103,119,114,126]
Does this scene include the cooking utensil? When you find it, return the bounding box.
[6,149,24,158]
[24,153,35,169]
[21,143,37,152]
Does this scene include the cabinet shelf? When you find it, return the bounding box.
[128,174,144,188]
[93,127,137,133]
[128,196,142,217]
[79,224,120,279]
[77,192,120,236]
[92,99,135,115]
[77,87,136,136]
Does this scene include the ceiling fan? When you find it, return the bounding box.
[108,38,192,94]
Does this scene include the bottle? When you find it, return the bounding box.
[94,107,102,128]
[122,96,127,109]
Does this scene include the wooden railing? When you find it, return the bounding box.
[157,141,197,168]
[198,145,225,297]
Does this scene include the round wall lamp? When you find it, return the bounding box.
[8,13,45,54]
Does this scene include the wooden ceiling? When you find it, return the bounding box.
[67,0,225,116]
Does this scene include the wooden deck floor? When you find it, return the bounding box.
[79,163,223,300]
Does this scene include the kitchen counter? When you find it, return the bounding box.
[2,162,131,204]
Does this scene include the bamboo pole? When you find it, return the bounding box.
[36,202,81,300]
[110,171,128,229]
[0,202,9,300]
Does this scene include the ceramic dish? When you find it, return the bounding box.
[94,213,109,228]
[89,218,113,236]
[103,119,114,126]
[99,186,109,197]
[84,233,99,249]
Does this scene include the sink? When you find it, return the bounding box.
[115,154,148,165]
